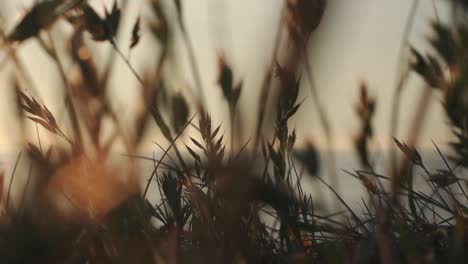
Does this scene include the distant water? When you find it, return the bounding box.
[251,149,461,213]
[312,149,461,212]
[0,149,458,214]
[132,149,456,212]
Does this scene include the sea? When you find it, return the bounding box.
[0,148,464,217]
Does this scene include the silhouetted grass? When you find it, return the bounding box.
[0,0,466,263]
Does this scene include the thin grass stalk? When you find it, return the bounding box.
[17,161,33,218]
[392,84,432,198]
[108,38,173,154]
[109,36,195,191]
[0,14,40,100]
[254,4,285,150]
[44,31,82,150]
[100,0,129,87]
[143,114,196,198]
[121,153,180,172]
[261,125,279,181]
[388,0,420,174]
[432,141,468,201]
[232,137,251,161]
[35,123,42,152]
[315,175,369,233]
[303,49,340,214]
[5,152,21,211]
[406,166,419,219]
[152,141,182,173]
[229,104,235,157]
[35,35,73,130]
[178,17,207,112]
[110,39,145,85]
[9,47,41,98]
[432,0,440,22]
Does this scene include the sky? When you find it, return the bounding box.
[0,0,454,152]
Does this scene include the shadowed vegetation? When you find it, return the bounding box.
[0,0,467,263]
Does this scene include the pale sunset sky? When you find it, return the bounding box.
[0,0,453,152]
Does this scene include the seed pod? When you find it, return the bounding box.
[275,62,300,112]
[7,0,85,42]
[217,54,242,109]
[286,0,326,44]
[7,1,62,42]
[171,93,190,134]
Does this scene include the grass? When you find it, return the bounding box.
[0,0,466,263]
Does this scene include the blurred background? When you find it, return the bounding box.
[0,0,453,153]
[0,0,460,217]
